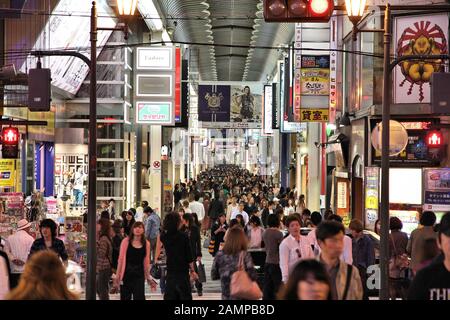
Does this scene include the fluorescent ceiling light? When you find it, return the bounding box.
[138,0,163,31]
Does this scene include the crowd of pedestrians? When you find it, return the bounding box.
[1,165,450,301]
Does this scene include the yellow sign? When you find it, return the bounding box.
[300,108,329,122]
[300,68,330,95]
[0,159,16,187]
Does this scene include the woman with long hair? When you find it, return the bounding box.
[182,213,203,296]
[114,221,154,300]
[96,218,113,300]
[7,251,78,300]
[278,259,332,300]
[211,227,258,300]
[122,210,136,236]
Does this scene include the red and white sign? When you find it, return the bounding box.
[153,161,161,169]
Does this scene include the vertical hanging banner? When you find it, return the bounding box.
[300,56,330,95]
[293,23,302,122]
[262,85,274,135]
[329,16,338,124]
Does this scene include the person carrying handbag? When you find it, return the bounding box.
[211,227,260,300]
[388,217,410,300]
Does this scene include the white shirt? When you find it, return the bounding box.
[73,171,86,190]
[0,255,9,300]
[230,209,249,225]
[189,201,205,221]
[311,232,353,265]
[226,204,239,222]
[5,230,35,273]
[284,206,295,216]
[279,234,315,283]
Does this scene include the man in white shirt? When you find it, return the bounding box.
[279,215,315,283]
[4,219,34,289]
[230,202,249,225]
[226,196,239,223]
[189,193,206,222]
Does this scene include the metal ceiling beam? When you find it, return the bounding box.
[211,24,254,31]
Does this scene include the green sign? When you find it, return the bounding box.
[136,102,173,125]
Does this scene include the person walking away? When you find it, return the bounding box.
[316,221,363,300]
[306,212,322,255]
[0,248,10,299]
[408,212,450,300]
[4,219,34,289]
[29,219,68,266]
[6,251,78,300]
[114,222,154,300]
[247,215,264,249]
[407,211,437,275]
[261,201,275,228]
[262,214,284,300]
[349,219,375,300]
[182,214,204,296]
[182,200,192,214]
[96,218,113,300]
[144,206,161,263]
[201,194,211,234]
[210,214,228,256]
[173,184,183,211]
[211,227,258,300]
[209,191,225,229]
[188,193,206,225]
[416,238,440,272]
[278,259,332,300]
[388,217,410,300]
[279,215,315,284]
[160,212,198,300]
[111,220,124,273]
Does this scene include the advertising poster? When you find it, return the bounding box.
[230,84,262,126]
[423,168,450,211]
[0,160,16,188]
[365,167,379,230]
[136,102,173,125]
[198,85,231,122]
[300,56,330,96]
[394,14,449,103]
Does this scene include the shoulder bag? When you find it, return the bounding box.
[230,251,262,300]
[389,234,410,278]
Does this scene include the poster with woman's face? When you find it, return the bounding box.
[230,84,262,128]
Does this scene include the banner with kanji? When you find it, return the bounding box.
[300,108,329,122]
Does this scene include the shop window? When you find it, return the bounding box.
[97,161,125,178]
[97,142,124,158]
[97,180,125,198]
[97,123,124,140]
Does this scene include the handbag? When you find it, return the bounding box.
[230,251,262,300]
[208,237,216,255]
[196,261,207,283]
[389,235,410,278]
[150,264,161,279]
[203,236,211,249]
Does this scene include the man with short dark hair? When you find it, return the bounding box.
[279,215,314,283]
[144,206,160,262]
[407,211,437,274]
[316,221,363,300]
[326,214,353,265]
[189,193,205,223]
[408,212,450,300]
[306,211,322,255]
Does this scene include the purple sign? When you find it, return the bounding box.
[198,85,231,122]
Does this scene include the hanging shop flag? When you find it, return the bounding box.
[300,56,330,96]
[329,16,338,125]
[293,23,302,122]
[394,14,449,104]
[299,108,329,122]
[262,84,274,135]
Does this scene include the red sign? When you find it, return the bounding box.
[426,131,443,147]
[153,161,161,169]
[2,127,19,145]
[175,47,181,123]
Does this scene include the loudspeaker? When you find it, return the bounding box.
[28,68,51,111]
[431,72,450,114]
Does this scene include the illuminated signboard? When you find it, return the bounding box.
[136,47,173,70]
[136,102,173,125]
[263,85,274,135]
[21,0,117,95]
[136,74,173,97]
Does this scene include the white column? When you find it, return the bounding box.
[307,123,321,212]
[149,125,162,212]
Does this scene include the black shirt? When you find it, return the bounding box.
[29,238,69,262]
[124,243,146,280]
[160,230,194,274]
[408,261,450,300]
[111,235,123,269]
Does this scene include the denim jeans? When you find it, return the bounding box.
[73,189,83,206]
